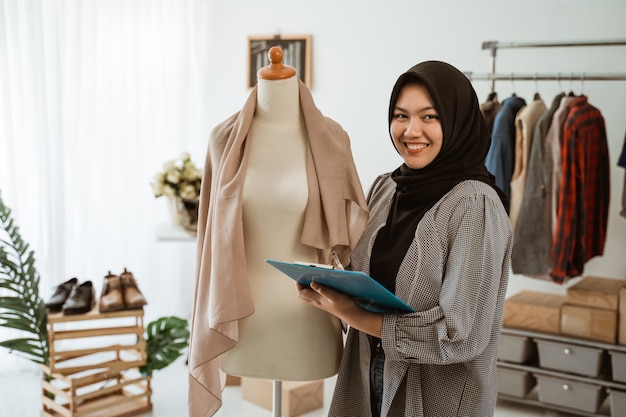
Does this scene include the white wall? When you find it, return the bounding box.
[199,0,626,294]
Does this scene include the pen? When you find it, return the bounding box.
[330,250,345,270]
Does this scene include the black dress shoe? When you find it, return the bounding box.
[45,277,78,312]
[62,281,96,315]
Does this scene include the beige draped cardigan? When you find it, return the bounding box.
[188,80,368,417]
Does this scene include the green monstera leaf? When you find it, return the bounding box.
[141,315,189,376]
[0,192,49,366]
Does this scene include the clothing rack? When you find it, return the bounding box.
[465,39,626,92]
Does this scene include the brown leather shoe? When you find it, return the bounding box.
[120,268,147,309]
[99,272,125,313]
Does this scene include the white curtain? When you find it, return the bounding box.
[0,0,212,373]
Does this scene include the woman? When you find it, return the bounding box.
[297,61,512,417]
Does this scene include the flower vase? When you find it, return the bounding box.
[169,197,199,233]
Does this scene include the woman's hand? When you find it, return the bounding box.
[297,282,383,338]
[297,282,357,318]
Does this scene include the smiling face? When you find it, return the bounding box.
[390,83,443,170]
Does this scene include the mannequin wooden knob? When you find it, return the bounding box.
[257,46,296,80]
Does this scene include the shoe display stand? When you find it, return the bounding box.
[40,305,152,417]
[497,327,626,417]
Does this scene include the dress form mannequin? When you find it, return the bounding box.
[219,47,343,380]
[189,46,368,417]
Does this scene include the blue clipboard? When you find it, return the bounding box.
[266,259,415,314]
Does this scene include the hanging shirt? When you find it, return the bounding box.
[619,131,626,218]
[509,96,547,231]
[480,92,502,133]
[550,96,610,283]
[544,95,577,238]
[486,95,527,198]
[511,93,565,276]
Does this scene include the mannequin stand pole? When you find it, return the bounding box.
[273,380,282,417]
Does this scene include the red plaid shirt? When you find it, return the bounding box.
[550,96,610,283]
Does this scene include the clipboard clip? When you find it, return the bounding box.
[330,250,345,270]
[292,250,345,270]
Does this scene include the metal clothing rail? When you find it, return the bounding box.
[481,39,626,51]
[472,39,626,91]
[465,72,626,81]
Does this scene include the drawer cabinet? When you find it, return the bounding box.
[535,338,607,378]
[498,332,537,364]
[497,367,535,397]
[536,374,606,413]
[498,328,626,417]
[609,350,626,383]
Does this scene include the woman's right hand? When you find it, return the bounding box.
[297,282,383,338]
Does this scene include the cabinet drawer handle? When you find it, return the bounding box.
[562,384,570,391]
[563,348,571,355]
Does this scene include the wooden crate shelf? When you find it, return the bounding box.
[42,393,152,417]
[41,307,151,417]
[47,306,146,375]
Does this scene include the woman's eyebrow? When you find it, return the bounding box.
[394,104,436,113]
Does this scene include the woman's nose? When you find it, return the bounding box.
[405,118,423,137]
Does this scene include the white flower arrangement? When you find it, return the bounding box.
[151,153,202,201]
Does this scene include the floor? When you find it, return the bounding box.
[0,356,586,417]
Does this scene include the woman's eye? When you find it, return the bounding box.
[394,114,408,120]
[424,113,440,121]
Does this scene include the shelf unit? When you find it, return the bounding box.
[41,306,152,417]
[498,327,626,417]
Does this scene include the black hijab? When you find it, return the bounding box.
[370,61,508,292]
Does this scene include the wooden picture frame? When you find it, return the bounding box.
[247,34,312,89]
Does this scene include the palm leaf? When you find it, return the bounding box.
[0,336,47,351]
[0,192,49,366]
[140,315,189,376]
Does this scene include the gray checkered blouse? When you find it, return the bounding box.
[329,176,512,417]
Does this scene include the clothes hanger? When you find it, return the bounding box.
[533,73,541,100]
[485,75,497,101]
[579,73,586,96]
[567,73,576,96]
[510,73,517,97]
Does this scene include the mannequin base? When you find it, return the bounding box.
[241,378,324,417]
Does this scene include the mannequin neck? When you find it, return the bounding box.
[255,76,302,128]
